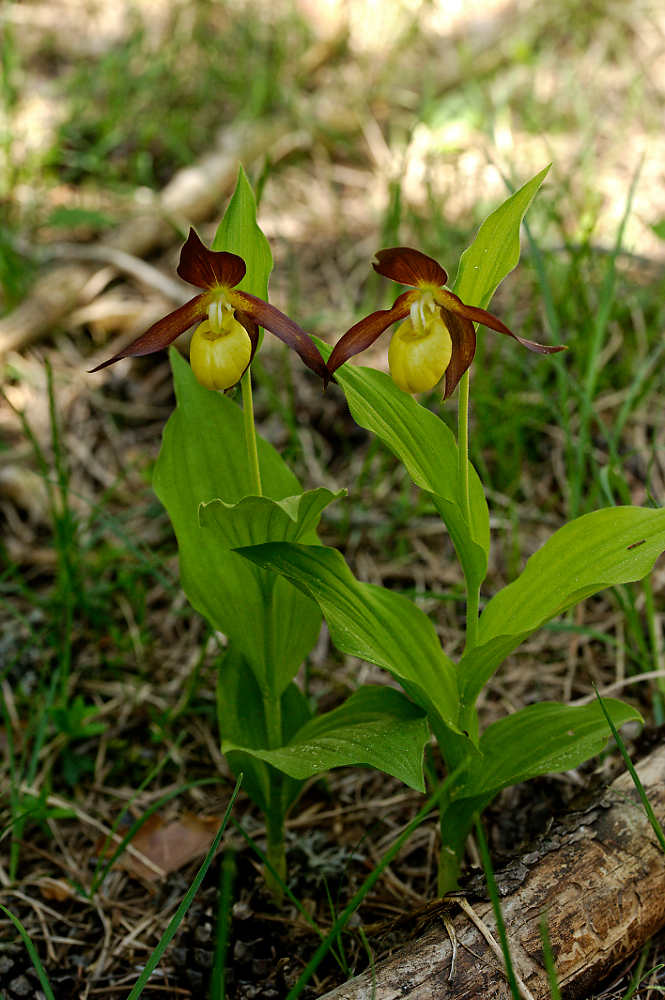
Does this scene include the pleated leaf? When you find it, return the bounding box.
[236,540,461,731]
[153,350,330,695]
[224,686,429,792]
[460,506,665,703]
[451,699,642,798]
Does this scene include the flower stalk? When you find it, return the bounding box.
[457,369,479,652]
[240,369,262,497]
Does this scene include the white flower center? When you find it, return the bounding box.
[409,291,436,335]
[208,294,235,335]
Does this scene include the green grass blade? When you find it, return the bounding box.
[594,687,665,854]
[125,778,241,1000]
[231,820,347,972]
[572,159,642,515]
[0,905,56,1000]
[286,780,452,999]
[209,849,236,1000]
[474,817,521,1000]
[539,914,561,1000]
[622,943,651,1000]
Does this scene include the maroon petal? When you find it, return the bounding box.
[233,291,329,382]
[327,291,415,375]
[441,308,476,399]
[176,228,246,290]
[437,288,566,355]
[89,294,208,372]
[235,309,260,364]
[373,247,448,288]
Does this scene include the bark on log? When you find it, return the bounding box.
[323,744,665,999]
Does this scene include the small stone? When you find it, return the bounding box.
[187,969,204,993]
[8,975,32,997]
[0,954,16,974]
[234,940,250,961]
[193,947,213,970]
[194,923,212,945]
[251,958,272,977]
[170,946,188,967]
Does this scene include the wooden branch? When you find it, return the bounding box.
[322,744,665,999]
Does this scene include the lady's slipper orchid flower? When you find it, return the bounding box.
[90,228,329,389]
[328,246,565,397]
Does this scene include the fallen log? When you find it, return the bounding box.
[322,743,665,999]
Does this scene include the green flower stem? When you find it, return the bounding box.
[265,692,282,750]
[265,800,287,899]
[457,370,479,650]
[240,368,262,496]
[264,694,286,901]
[263,689,284,884]
[457,371,472,528]
[240,362,285,894]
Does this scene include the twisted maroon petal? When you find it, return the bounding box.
[440,308,476,400]
[176,228,246,290]
[327,290,415,375]
[235,309,260,365]
[233,291,329,382]
[436,288,566,355]
[89,294,209,372]
[373,247,448,288]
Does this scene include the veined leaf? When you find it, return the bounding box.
[451,699,642,798]
[454,165,550,308]
[199,488,344,548]
[212,164,272,300]
[217,647,309,815]
[236,540,461,731]
[224,686,429,792]
[322,350,489,592]
[460,506,665,703]
[197,489,342,695]
[153,351,330,695]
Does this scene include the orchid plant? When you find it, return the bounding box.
[94,165,665,896]
[93,168,431,891]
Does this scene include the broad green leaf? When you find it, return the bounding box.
[451,699,642,799]
[460,506,665,703]
[199,489,343,548]
[236,541,461,731]
[224,686,429,792]
[156,348,300,501]
[454,165,550,308]
[217,647,309,815]
[212,164,272,300]
[324,353,489,591]
[438,697,642,866]
[197,488,342,694]
[153,350,327,693]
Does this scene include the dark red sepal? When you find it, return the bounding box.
[327,290,414,375]
[438,289,566,355]
[88,294,208,372]
[234,291,329,382]
[235,310,260,364]
[176,228,246,290]
[373,247,448,288]
[439,308,476,399]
